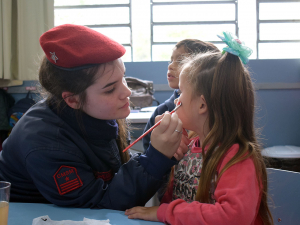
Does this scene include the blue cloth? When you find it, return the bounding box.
[142,90,180,152]
[0,100,176,210]
[9,203,164,225]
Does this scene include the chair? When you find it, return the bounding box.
[267,168,300,224]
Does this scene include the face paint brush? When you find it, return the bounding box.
[123,101,182,153]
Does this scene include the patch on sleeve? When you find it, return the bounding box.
[94,170,114,182]
[53,165,83,195]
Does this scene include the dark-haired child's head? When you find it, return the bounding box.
[167,39,220,89]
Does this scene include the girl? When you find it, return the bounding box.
[0,24,183,210]
[125,32,273,224]
[143,39,220,157]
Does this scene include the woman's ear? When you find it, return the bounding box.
[62,92,80,109]
[198,95,208,115]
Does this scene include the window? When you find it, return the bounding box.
[257,0,300,59]
[54,0,132,61]
[54,0,300,61]
[151,0,238,61]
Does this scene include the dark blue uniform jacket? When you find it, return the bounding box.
[143,90,180,152]
[0,100,176,210]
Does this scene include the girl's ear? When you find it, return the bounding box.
[198,95,208,115]
[62,92,80,109]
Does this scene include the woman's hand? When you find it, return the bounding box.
[150,112,182,159]
[154,114,163,124]
[125,206,159,222]
[154,114,189,160]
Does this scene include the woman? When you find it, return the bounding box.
[0,24,183,210]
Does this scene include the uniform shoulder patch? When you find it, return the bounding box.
[53,165,83,195]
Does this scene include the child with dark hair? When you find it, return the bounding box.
[143,39,220,159]
[126,32,273,225]
[0,24,184,210]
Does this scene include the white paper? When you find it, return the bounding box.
[83,218,111,225]
[32,215,111,225]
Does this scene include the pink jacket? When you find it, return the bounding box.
[157,141,263,225]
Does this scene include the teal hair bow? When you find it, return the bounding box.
[217,31,253,64]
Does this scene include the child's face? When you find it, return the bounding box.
[82,58,132,120]
[175,67,200,132]
[167,46,187,89]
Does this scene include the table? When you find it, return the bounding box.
[8,203,163,225]
[127,107,156,124]
[127,111,153,124]
[126,110,154,152]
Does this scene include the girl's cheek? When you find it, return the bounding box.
[176,111,185,126]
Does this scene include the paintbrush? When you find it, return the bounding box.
[123,101,182,152]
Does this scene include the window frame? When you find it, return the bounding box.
[150,0,239,61]
[54,1,133,61]
[256,0,300,59]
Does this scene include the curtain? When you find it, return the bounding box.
[0,0,54,84]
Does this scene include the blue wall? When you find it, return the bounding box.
[6,59,300,148]
[124,61,172,105]
[248,59,300,148]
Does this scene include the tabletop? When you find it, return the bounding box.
[127,107,156,124]
[126,112,153,124]
[8,203,163,225]
[126,109,155,140]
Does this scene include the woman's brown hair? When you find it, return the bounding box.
[38,56,130,163]
[183,51,273,224]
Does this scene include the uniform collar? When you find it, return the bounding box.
[49,101,118,141]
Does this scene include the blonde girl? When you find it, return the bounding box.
[126,32,273,225]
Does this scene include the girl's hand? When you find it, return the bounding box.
[125,206,159,222]
[150,112,182,159]
[174,131,190,161]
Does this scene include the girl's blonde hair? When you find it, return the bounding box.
[183,51,273,225]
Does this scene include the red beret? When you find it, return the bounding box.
[39,24,126,69]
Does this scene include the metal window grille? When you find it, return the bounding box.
[256,0,300,59]
[54,1,133,61]
[150,0,238,61]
